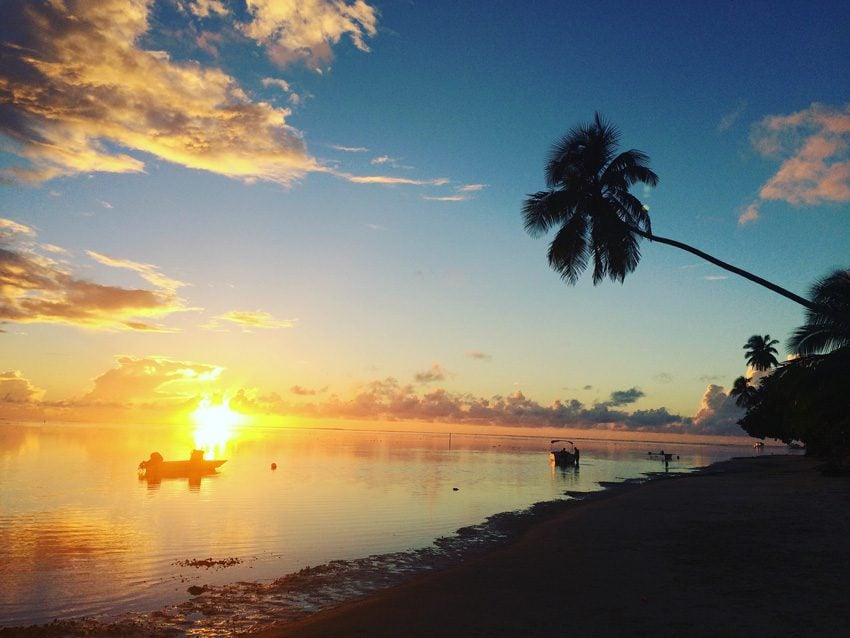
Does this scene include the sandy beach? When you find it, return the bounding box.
[256,455,850,638]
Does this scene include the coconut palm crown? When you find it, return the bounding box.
[523,113,816,310]
[788,269,850,355]
[522,113,657,284]
[743,334,780,371]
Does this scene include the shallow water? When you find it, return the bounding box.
[0,422,760,630]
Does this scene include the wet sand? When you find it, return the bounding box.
[257,455,850,637]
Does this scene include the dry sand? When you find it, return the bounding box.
[256,455,850,638]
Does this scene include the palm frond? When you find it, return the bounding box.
[548,214,589,284]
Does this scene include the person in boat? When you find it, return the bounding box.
[190,449,205,462]
[574,447,580,466]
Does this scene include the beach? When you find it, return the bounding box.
[256,455,850,638]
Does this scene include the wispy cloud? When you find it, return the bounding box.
[738,203,760,225]
[467,351,492,360]
[0,218,187,331]
[717,100,747,133]
[423,183,487,202]
[414,363,447,384]
[204,310,296,332]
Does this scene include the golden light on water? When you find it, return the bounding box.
[191,395,246,456]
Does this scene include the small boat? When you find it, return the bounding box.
[138,449,226,479]
[550,439,579,467]
[647,450,678,462]
[753,441,765,450]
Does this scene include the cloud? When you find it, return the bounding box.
[241,0,378,71]
[82,355,223,405]
[1,370,44,403]
[0,0,321,185]
[0,217,187,331]
[751,102,850,206]
[338,173,450,186]
[291,385,323,396]
[414,363,447,384]
[702,275,729,281]
[689,384,745,435]
[717,100,747,133]
[204,310,296,331]
[605,387,645,406]
[467,351,492,360]
[423,183,487,202]
[738,203,760,225]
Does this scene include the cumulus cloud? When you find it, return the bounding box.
[82,355,222,405]
[241,0,378,70]
[0,1,473,195]
[1,370,44,403]
[689,384,746,435]
[0,0,320,185]
[0,218,187,331]
[747,102,850,213]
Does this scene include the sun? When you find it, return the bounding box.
[190,395,245,456]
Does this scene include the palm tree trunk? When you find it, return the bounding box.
[628,226,817,311]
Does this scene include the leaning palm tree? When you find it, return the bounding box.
[522,113,816,310]
[788,269,850,355]
[744,334,780,371]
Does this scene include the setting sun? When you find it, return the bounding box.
[191,395,246,455]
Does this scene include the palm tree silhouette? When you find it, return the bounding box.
[788,269,850,356]
[729,375,757,408]
[743,334,780,371]
[522,113,816,310]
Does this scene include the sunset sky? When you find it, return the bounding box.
[2,0,849,437]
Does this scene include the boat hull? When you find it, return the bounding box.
[139,459,226,479]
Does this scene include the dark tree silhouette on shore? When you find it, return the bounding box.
[522,113,816,311]
[738,270,850,464]
[788,269,850,356]
[743,334,780,371]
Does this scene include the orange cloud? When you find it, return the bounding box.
[0,370,44,403]
[0,218,187,331]
[81,355,223,405]
[752,103,850,206]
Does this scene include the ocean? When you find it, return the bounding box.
[0,422,763,633]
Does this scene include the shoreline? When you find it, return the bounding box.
[256,454,850,637]
[5,454,848,636]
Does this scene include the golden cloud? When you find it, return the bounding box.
[1,0,319,184]
[0,217,187,331]
[205,309,297,331]
[242,0,378,70]
[82,355,223,404]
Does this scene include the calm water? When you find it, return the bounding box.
[0,422,761,630]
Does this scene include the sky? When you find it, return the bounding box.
[1,0,849,439]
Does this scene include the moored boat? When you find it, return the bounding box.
[138,449,226,479]
[550,439,579,467]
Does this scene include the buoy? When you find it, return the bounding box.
[271,462,277,470]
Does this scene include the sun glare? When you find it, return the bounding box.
[191,395,245,456]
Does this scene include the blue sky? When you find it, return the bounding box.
[1,0,849,437]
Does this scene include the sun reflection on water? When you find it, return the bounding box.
[190,395,245,457]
